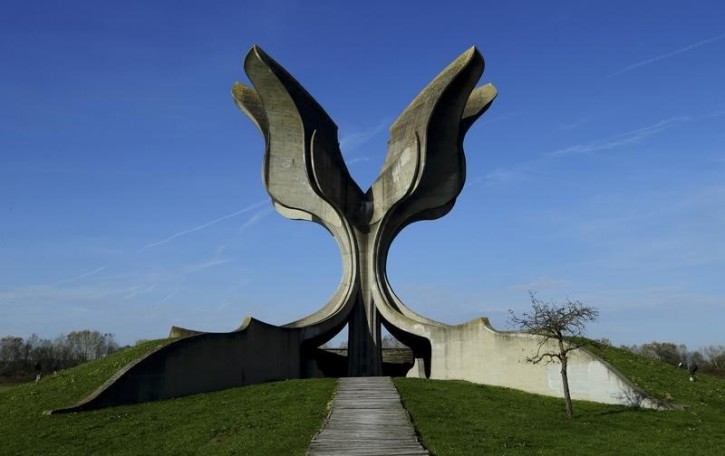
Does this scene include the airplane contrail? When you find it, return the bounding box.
[608,33,725,78]
[142,199,268,250]
[50,265,108,286]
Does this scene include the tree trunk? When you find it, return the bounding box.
[560,354,574,419]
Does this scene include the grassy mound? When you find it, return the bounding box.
[395,342,725,455]
[0,340,336,455]
[4,338,724,455]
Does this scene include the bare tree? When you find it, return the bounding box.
[381,334,406,349]
[65,330,119,362]
[635,341,687,366]
[509,292,599,419]
[702,345,725,371]
[1,330,121,382]
[0,337,24,364]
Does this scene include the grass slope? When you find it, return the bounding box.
[4,339,724,455]
[0,340,336,455]
[395,341,725,455]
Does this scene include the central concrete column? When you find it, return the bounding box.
[347,295,382,376]
[346,229,383,376]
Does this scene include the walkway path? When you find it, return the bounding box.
[307,376,429,456]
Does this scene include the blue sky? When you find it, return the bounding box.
[1,0,723,350]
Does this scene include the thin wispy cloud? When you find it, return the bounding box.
[511,277,572,293]
[339,119,389,152]
[553,183,725,274]
[483,109,529,125]
[141,200,267,250]
[90,284,156,300]
[0,281,144,303]
[185,258,234,274]
[475,110,711,187]
[470,159,542,188]
[50,265,108,286]
[32,203,272,299]
[549,116,690,157]
[475,113,703,187]
[345,156,371,166]
[151,286,181,307]
[0,266,111,297]
[477,167,526,185]
[608,33,725,78]
[559,117,591,131]
[123,283,158,300]
[239,207,273,231]
[696,108,725,121]
[215,206,275,255]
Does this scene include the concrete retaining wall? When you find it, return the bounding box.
[405,318,665,409]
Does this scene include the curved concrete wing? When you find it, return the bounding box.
[53,45,670,412]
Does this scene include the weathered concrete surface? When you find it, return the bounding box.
[53,45,668,413]
[399,318,668,408]
[233,45,497,378]
[233,45,666,409]
[308,377,429,456]
[52,319,328,413]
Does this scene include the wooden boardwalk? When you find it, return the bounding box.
[307,376,429,456]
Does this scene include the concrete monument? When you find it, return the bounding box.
[52,45,665,413]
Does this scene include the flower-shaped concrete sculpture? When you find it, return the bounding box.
[232,45,496,376]
[52,46,664,413]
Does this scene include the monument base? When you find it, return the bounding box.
[50,316,671,413]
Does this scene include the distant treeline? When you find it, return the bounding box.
[0,330,121,383]
[614,340,725,377]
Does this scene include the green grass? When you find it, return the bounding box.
[395,342,725,455]
[4,339,724,455]
[0,340,336,455]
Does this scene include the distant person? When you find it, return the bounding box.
[689,363,698,382]
[53,362,59,376]
[34,362,41,383]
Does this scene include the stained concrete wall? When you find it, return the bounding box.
[405,318,665,409]
[52,319,311,413]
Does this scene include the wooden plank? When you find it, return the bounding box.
[307,377,429,456]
